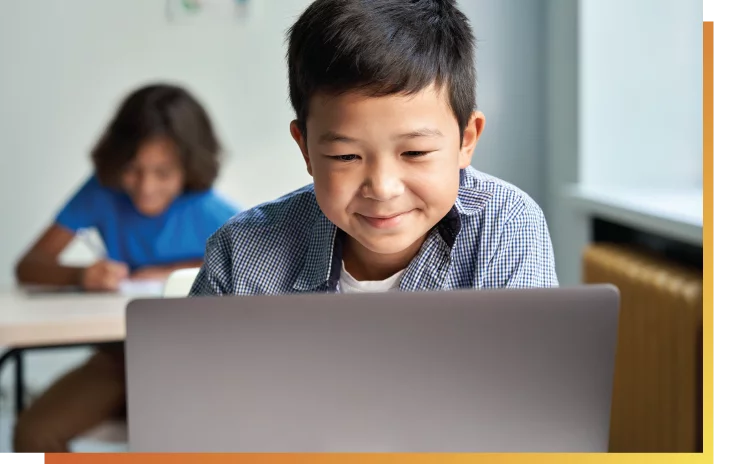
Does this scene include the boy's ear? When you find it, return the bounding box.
[290,120,313,176]
[458,111,486,169]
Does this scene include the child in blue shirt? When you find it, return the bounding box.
[191,0,557,297]
[14,83,239,452]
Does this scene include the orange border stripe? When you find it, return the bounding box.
[702,20,713,459]
[45,453,706,464]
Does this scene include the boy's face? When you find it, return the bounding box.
[291,84,485,264]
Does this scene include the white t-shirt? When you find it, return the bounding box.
[339,261,404,293]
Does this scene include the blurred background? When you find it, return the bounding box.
[0,0,702,453]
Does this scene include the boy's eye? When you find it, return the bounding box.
[331,154,359,162]
[402,151,430,157]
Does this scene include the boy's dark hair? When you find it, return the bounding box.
[92,83,221,191]
[287,0,476,139]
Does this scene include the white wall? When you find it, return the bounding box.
[579,0,702,189]
[0,0,315,288]
[545,0,586,286]
[461,0,546,205]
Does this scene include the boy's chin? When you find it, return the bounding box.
[351,233,429,257]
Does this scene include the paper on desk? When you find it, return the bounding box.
[118,279,165,297]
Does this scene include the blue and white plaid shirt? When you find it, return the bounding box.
[190,166,558,296]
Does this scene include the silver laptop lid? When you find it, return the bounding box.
[126,285,619,452]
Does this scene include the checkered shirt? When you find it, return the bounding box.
[190,166,558,295]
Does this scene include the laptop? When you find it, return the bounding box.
[125,285,619,452]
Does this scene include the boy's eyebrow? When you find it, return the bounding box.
[318,131,357,144]
[317,127,444,144]
[395,128,445,139]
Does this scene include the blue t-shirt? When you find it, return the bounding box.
[55,176,241,271]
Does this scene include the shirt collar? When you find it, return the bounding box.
[292,211,342,293]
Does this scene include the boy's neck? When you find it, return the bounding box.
[343,235,427,282]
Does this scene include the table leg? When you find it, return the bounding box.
[0,343,114,417]
[0,348,24,416]
[14,350,24,415]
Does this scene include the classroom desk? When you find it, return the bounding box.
[0,290,134,415]
[0,291,129,347]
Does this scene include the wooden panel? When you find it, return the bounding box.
[583,243,702,452]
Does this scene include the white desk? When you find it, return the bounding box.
[0,278,164,347]
[0,289,156,416]
[0,291,131,348]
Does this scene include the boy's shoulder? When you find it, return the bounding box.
[457,166,545,222]
[215,184,322,246]
[203,184,326,294]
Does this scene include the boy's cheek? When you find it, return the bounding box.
[315,178,354,210]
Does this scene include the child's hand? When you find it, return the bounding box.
[129,266,172,281]
[81,260,129,291]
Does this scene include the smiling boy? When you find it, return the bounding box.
[191,0,557,296]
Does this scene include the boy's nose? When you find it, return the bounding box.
[362,164,405,202]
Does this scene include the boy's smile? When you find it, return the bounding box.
[291,84,485,280]
[356,210,413,230]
